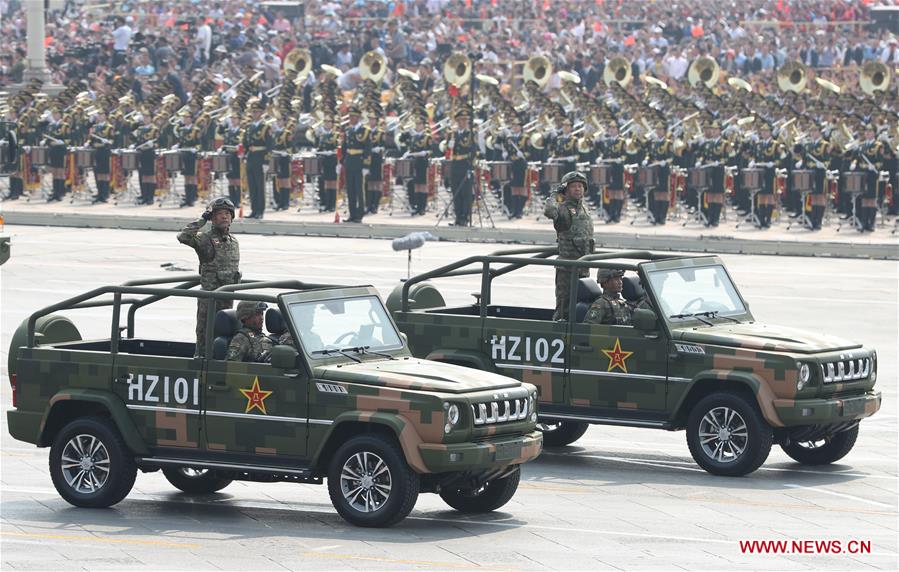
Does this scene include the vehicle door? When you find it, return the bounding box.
[203,348,309,463]
[566,321,668,415]
[112,352,204,452]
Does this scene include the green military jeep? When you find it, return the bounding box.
[388,247,881,477]
[6,275,541,527]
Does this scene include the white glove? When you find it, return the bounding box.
[794,160,802,169]
[336,164,343,176]
[748,160,756,168]
[362,168,370,177]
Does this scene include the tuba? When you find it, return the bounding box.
[523,55,552,87]
[284,48,312,78]
[688,56,720,88]
[558,70,582,108]
[443,52,472,87]
[360,50,388,84]
[777,60,807,93]
[603,56,632,87]
[860,61,891,95]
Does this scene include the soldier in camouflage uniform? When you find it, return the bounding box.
[227,301,274,362]
[544,171,595,321]
[177,197,241,356]
[584,269,633,325]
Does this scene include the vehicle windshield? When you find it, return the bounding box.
[287,295,403,356]
[646,265,747,321]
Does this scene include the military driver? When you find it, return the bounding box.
[227,301,274,362]
[177,197,241,356]
[544,171,595,321]
[584,269,633,325]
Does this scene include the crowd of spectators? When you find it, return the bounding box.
[1,0,898,103]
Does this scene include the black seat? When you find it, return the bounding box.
[266,307,286,337]
[621,276,646,303]
[575,278,603,322]
[212,309,240,360]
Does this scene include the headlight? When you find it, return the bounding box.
[444,402,460,434]
[797,363,811,390]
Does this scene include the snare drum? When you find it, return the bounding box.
[636,165,658,187]
[303,155,321,177]
[74,147,95,168]
[118,149,139,171]
[590,163,612,186]
[28,146,49,166]
[488,161,511,181]
[541,162,562,184]
[791,169,815,192]
[843,172,866,194]
[209,152,229,173]
[740,167,764,190]
[162,150,181,172]
[394,158,415,178]
[688,167,709,189]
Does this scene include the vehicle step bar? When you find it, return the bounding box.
[541,413,672,430]
[138,457,312,477]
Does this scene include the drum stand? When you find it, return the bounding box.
[786,188,814,231]
[434,169,496,229]
[69,166,95,204]
[735,187,763,229]
[157,170,183,208]
[629,185,657,225]
[835,190,864,232]
[682,187,711,227]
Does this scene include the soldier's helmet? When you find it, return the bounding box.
[236,301,267,321]
[207,197,236,218]
[597,268,625,283]
[560,171,588,189]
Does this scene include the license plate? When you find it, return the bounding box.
[494,442,517,460]
[842,397,866,417]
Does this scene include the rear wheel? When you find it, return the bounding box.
[327,435,419,527]
[163,467,232,494]
[686,391,772,476]
[49,416,136,508]
[781,426,859,465]
[537,421,589,447]
[440,466,521,513]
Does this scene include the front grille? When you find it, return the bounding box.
[822,357,871,383]
[471,397,529,426]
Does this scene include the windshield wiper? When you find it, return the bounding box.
[668,312,715,326]
[311,348,362,363]
[707,311,741,324]
[340,345,396,360]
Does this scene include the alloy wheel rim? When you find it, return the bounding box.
[698,406,748,464]
[339,451,392,513]
[60,433,111,493]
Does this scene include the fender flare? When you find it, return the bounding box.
[314,411,432,473]
[40,389,150,455]
[425,349,497,373]
[673,370,784,428]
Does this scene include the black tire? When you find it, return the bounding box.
[162,467,233,494]
[440,466,521,513]
[327,434,419,527]
[49,416,136,508]
[686,391,773,477]
[538,421,589,447]
[781,425,859,465]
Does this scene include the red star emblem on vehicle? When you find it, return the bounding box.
[239,377,273,414]
[602,338,633,373]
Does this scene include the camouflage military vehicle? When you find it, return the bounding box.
[6,275,542,527]
[388,247,881,477]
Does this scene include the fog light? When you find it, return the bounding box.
[444,423,453,434]
[530,412,537,422]
[871,370,877,382]
[801,408,813,417]
[449,453,461,462]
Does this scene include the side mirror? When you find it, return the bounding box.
[270,345,299,369]
[633,308,658,332]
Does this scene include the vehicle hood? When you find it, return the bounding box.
[314,358,522,394]
[674,323,862,354]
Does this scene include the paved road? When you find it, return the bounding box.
[1,226,896,570]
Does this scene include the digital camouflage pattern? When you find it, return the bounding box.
[226,327,274,362]
[584,292,633,325]
[544,190,594,320]
[7,284,541,483]
[390,250,881,462]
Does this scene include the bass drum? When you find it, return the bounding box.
[8,314,82,377]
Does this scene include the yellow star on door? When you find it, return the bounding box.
[602,338,633,373]
[239,377,273,414]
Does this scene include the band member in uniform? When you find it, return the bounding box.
[4,108,24,201]
[134,114,158,205]
[364,110,385,214]
[854,125,886,232]
[799,123,830,230]
[175,111,201,207]
[505,119,529,219]
[44,107,70,202]
[448,107,475,226]
[751,122,785,228]
[646,122,672,224]
[272,114,296,211]
[317,115,340,212]
[341,105,369,223]
[218,110,242,207]
[89,109,115,203]
[552,117,578,183]
[694,121,727,227]
[599,122,626,222]
[405,113,432,216]
[241,100,272,219]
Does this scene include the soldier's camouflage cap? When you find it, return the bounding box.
[597,268,625,283]
[237,301,267,321]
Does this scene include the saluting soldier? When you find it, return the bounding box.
[177,197,241,356]
[364,110,385,214]
[317,116,340,212]
[448,107,475,227]
[544,171,595,321]
[341,105,369,223]
[242,100,273,219]
[89,109,116,203]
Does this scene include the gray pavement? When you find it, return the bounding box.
[1,226,897,571]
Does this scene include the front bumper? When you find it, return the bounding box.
[418,430,543,473]
[773,391,881,426]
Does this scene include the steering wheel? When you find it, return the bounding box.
[680,297,705,313]
[332,331,360,347]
